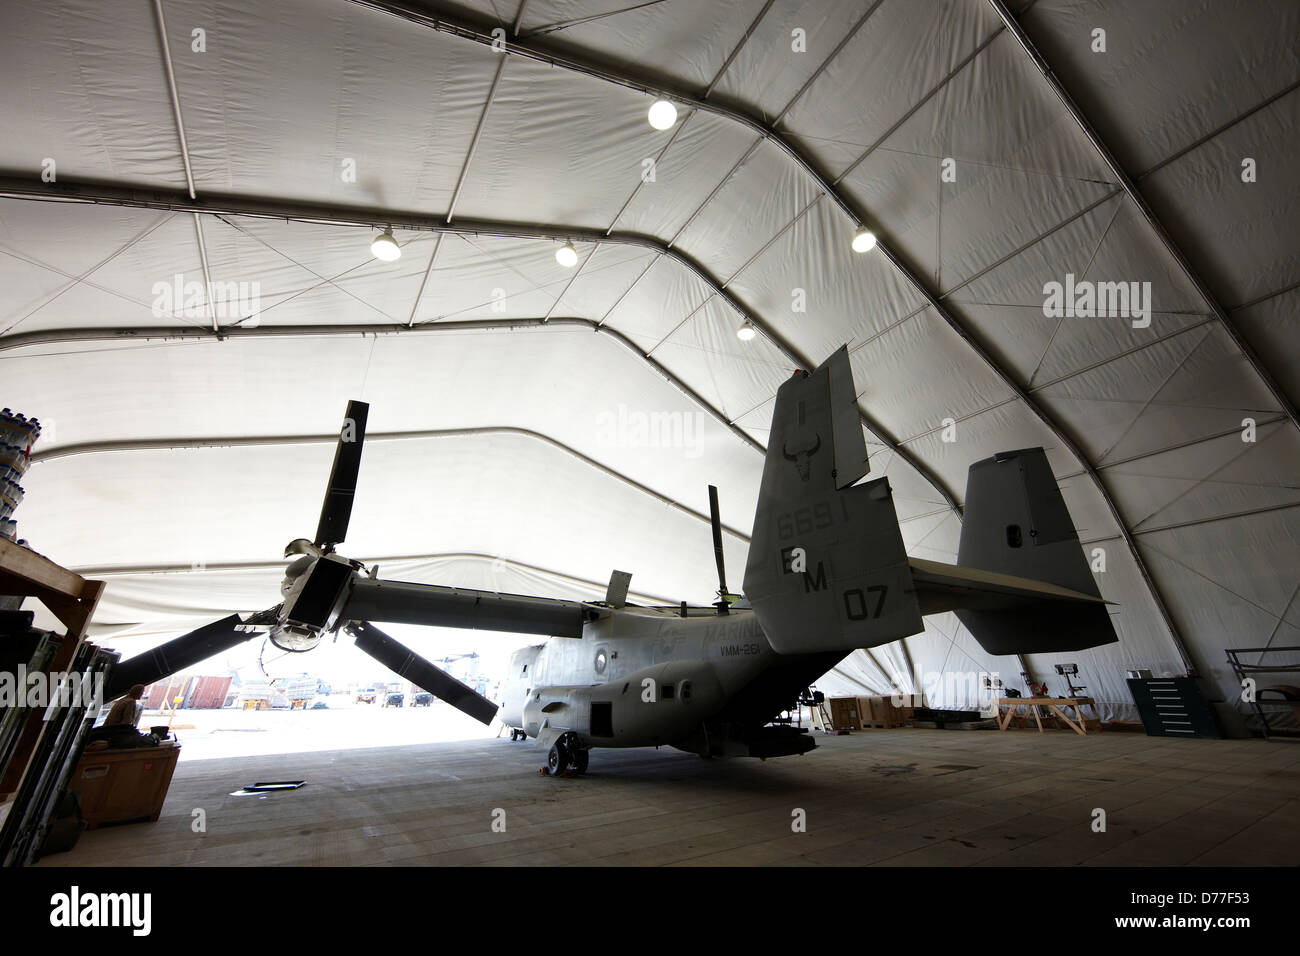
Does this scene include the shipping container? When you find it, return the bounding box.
[186,676,232,709]
[143,675,232,710]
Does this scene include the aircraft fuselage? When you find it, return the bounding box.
[499,605,841,759]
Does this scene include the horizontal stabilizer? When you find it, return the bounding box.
[909,557,1111,611]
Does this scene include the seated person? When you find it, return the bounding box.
[87,684,156,748]
[103,684,145,727]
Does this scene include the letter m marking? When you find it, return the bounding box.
[802,562,828,593]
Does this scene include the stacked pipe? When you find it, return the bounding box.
[0,408,40,542]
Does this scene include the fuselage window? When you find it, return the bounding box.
[679,680,692,701]
[1006,524,1023,548]
[662,683,675,700]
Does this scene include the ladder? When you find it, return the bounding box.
[810,700,833,733]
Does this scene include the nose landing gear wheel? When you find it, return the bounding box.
[547,741,568,775]
[547,733,588,776]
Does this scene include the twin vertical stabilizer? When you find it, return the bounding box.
[743,347,1118,658]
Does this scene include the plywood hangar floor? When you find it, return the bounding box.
[36,728,1300,867]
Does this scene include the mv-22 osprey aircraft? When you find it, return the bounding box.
[107,347,1117,775]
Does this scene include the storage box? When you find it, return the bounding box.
[70,743,180,829]
[828,697,863,731]
[858,695,914,728]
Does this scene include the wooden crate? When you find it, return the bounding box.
[828,697,863,731]
[70,744,181,829]
[858,695,915,728]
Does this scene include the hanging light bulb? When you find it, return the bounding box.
[851,226,877,253]
[555,242,578,267]
[647,99,678,130]
[370,227,401,261]
[736,320,756,341]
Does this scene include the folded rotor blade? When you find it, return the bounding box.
[708,485,729,603]
[346,621,499,725]
[106,614,262,700]
[314,400,369,549]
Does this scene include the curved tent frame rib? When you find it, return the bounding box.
[0,314,761,456]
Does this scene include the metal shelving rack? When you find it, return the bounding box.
[0,538,109,864]
[1225,646,1300,741]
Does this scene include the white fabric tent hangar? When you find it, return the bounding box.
[1,0,1297,723]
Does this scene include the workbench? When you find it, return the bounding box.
[996,697,1101,735]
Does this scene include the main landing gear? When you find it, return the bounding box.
[509,728,526,741]
[546,732,589,776]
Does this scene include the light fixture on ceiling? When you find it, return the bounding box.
[647,99,678,130]
[851,226,877,253]
[555,242,578,267]
[736,320,756,342]
[370,227,401,261]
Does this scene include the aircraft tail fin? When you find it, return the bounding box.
[742,347,924,654]
[951,448,1117,655]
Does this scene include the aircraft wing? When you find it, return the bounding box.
[907,557,1112,615]
[340,576,590,638]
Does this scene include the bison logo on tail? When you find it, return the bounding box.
[782,435,821,482]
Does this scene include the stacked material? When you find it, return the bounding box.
[0,408,41,542]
